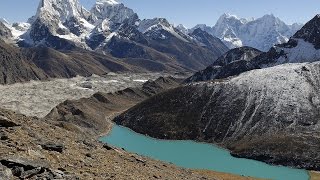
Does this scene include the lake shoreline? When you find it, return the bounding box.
[101,125,310,180]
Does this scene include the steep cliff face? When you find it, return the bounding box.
[0,22,12,41]
[115,62,320,170]
[189,28,229,53]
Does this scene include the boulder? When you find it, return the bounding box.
[41,143,65,153]
[0,116,19,127]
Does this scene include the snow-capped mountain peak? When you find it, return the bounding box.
[90,0,137,25]
[175,24,189,34]
[137,18,189,42]
[96,0,120,6]
[0,18,9,25]
[36,0,90,22]
[208,13,303,51]
[216,13,249,26]
[138,18,171,33]
[33,0,93,35]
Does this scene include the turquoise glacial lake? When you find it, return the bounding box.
[99,125,310,180]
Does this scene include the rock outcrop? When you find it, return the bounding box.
[186,46,262,82]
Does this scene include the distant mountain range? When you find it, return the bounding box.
[0,0,229,75]
[177,13,303,51]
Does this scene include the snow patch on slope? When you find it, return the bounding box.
[138,18,189,42]
[229,62,313,118]
[275,39,320,64]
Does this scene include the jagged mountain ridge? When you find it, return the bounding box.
[187,14,303,51]
[6,0,228,71]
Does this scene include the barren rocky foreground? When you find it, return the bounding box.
[1,108,259,180]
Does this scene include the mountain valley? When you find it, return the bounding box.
[1,0,320,179]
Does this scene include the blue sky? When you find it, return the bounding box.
[0,0,319,27]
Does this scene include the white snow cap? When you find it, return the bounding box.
[97,0,120,5]
[0,18,9,25]
[36,0,90,21]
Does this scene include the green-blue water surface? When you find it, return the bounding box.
[100,125,310,180]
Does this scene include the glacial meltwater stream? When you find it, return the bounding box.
[100,125,310,180]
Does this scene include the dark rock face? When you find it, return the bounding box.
[103,144,113,150]
[189,28,229,53]
[86,33,106,50]
[146,30,228,71]
[0,116,19,128]
[29,18,54,43]
[117,23,148,45]
[22,46,135,78]
[1,39,175,85]
[41,143,65,153]
[293,14,320,49]
[23,17,76,50]
[63,16,86,36]
[0,22,12,40]
[0,157,73,179]
[107,36,150,59]
[186,47,262,82]
[213,46,263,66]
[115,62,320,170]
